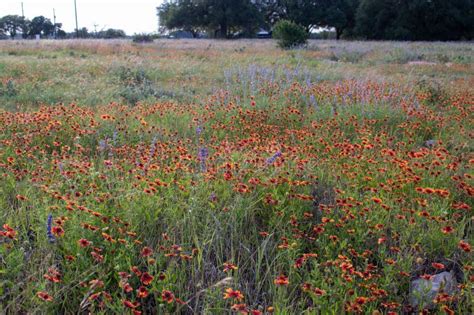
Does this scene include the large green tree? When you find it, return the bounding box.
[356,0,474,40]
[158,0,262,38]
[318,0,359,39]
[158,0,206,37]
[255,0,321,32]
[254,0,359,38]
[0,15,28,39]
[29,16,55,37]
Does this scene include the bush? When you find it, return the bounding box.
[113,66,158,104]
[132,33,154,43]
[273,20,308,49]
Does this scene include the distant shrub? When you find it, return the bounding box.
[112,65,178,105]
[273,20,308,49]
[132,33,154,43]
[385,48,423,64]
[0,79,17,97]
[99,28,126,39]
[328,48,367,63]
[415,78,448,106]
[113,66,157,104]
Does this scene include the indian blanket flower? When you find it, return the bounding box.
[78,238,91,247]
[140,272,154,286]
[223,288,244,301]
[140,246,153,257]
[274,274,289,286]
[223,262,238,272]
[432,262,445,270]
[0,224,17,239]
[137,286,149,298]
[122,299,140,309]
[459,240,471,252]
[231,303,248,314]
[37,291,53,302]
[161,290,175,303]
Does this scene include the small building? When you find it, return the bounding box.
[257,29,271,39]
[168,30,194,39]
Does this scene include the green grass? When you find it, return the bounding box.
[0,39,472,314]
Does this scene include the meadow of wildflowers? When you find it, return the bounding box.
[0,40,472,314]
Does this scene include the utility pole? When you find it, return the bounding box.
[74,0,79,38]
[21,2,24,17]
[53,8,57,39]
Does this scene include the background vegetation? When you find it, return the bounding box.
[158,0,474,40]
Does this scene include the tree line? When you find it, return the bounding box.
[0,15,127,40]
[158,0,474,40]
[0,15,64,39]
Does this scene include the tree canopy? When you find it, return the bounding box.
[158,0,473,40]
[0,15,27,39]
[356,0,474,40]
[158,0,262,38]
[0,14,65,39]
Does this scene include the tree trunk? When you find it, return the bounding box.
[220,22,228,39]
[336,28,342,40]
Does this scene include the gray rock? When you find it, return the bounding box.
[410,271,457,309]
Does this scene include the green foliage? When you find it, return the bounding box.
[157,0,262,38]
[319,0,359,39]
[273,20,308,49]
[0,15,65,39]
[113,66,158,104]
[156,0,472,41]
[29,16,54,37]
[356,0,474,40]
[132,33,154,43]
[76,27,90,38]
[98,28,126,39]
[0,39,473,315]
[158,0,205,37]
[414,78,448,106]
[0,79,17,97]
[0,15,27,39]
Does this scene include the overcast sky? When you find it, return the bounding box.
[1,0,162,34]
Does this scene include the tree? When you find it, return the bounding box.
[158,0,206,37]
[98,28,127,39]
[273,19,308,48]
[402,0,473,40]
[29,16,55,37]
[355,0,474,40]
[157,0,262,38]
[76,27,90,38]
[256,0,321,33]
[319,0,359,39]
[0,15,28,39]
[20,19,31,39]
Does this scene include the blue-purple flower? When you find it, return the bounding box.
[46,214,55,243]
[266,151,282,165]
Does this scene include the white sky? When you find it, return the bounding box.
[1,0,162,34]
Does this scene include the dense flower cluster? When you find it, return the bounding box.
[0,77,472,314]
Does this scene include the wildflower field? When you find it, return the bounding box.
[0,39,473,314]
